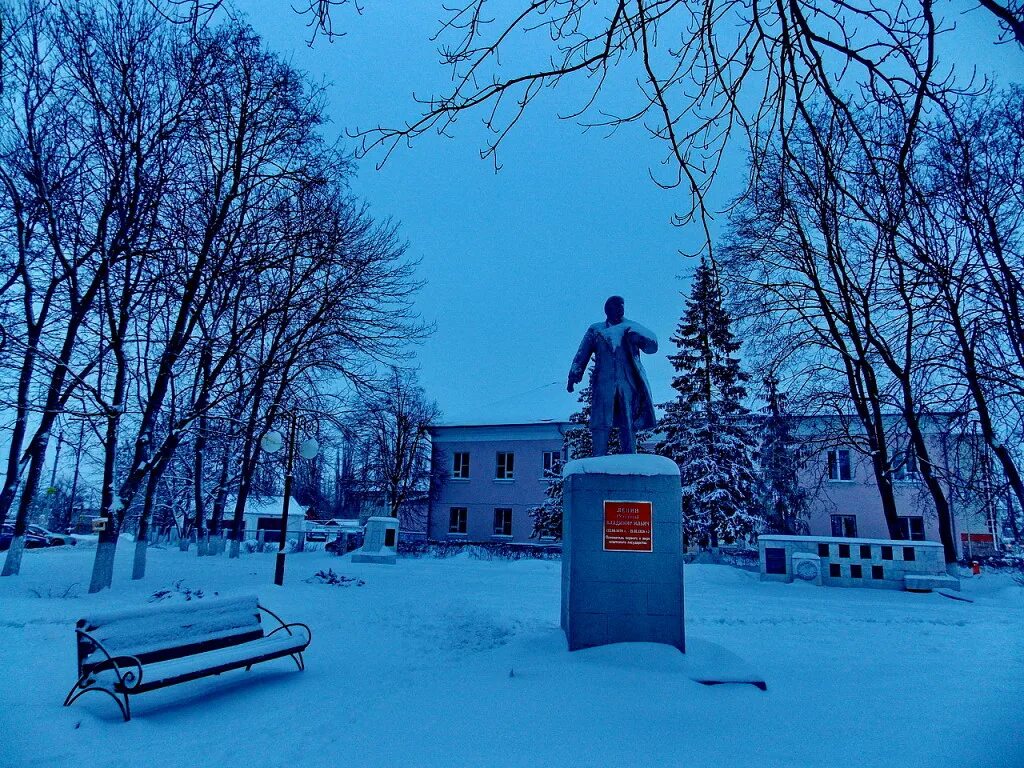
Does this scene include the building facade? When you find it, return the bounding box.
[790,413,992,557]
[427,421,570,543]
[428,415,993,557]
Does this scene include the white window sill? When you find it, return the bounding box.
[493,478,515,483]
[827,479,855,483]
[449,477,470,482]
[491,534,513,539]
[447,532,468,537]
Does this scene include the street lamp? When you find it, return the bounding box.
[261,407,319,586]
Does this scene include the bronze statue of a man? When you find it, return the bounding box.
[567,296,658,456]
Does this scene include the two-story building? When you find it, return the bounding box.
[427,414,996,556]
[427,421,570,543]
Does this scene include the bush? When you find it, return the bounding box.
[397,539,562,561]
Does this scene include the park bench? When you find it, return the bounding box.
[63,594,311,721]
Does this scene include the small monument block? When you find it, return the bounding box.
[351,516,399,565]
[561,454,684,652]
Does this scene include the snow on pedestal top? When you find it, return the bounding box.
[563,454,680,477]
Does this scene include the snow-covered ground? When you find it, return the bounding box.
[1,545,1021,768]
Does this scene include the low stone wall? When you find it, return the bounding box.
[759,534,958,591]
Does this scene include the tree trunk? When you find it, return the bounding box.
[0,324,42,526]
[194,346,210,555]
[131,469,162,580]
[89,535,119,594]
[1,429,52,576]
[906,414,958,563]
[942,285,1024,515]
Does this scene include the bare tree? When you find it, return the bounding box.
[349,368,440,529]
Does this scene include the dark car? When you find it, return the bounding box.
[325,531,363,554]
[0,525,51,551]
[27,525,76,546]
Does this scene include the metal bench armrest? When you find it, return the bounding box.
[76,628,145,690]
[258,604,312,643]
[265,622,312,644]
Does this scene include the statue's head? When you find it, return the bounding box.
[604,295,625,323]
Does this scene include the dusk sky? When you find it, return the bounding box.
[238,0,1023,424]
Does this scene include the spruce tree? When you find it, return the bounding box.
[657,258,762,549]
[758,375,809,535]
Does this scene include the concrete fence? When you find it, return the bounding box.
[759,534,960,591]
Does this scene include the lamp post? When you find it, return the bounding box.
[261,407,319,586]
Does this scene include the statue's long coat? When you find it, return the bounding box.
[568,319,658,430]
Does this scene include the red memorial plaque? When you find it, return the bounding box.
[603,500,653,552]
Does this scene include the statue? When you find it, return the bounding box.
[567,295,658,456]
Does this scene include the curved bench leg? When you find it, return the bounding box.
[64,673,92,707]
[64,684,131,722]
[289,652,305,672]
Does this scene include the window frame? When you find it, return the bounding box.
[495,451,515,480]
[827,449,853,481]
[892,447,919,482]
[896,515,926,541]
[492,507,513,537]
[448,507,468,535]
[541,450,562,478]
[452,452,471,480]
[830,514,858,538]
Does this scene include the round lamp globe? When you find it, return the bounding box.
[261,430,284,453]
[299,438,320,460]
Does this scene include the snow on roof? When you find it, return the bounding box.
[563,454,680,477]
[243,496,306,518]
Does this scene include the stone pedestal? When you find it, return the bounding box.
[351,516,399,565]
[561,454,684,652]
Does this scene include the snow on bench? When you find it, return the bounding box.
[64,594,311,721]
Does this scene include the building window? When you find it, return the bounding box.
[452,452,470,479]
[818,543,830,558]
[892,447,919,482]
[850,564,863,578]
[896,515,926,541]
[542,450,562,478]
[838,543,851,558]
[903,547,916,562]
[493,508,513,537]
[827,449,852,481]
[871,565,884,580]
[860,544,872,559]
[831,514,858,538]
[881,545,893,560]
[448,507,467,534]
[829,563,841,578]
[496,452,515,480]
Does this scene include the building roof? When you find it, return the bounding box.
[431,419,571,430]
[430,420,573,444]
[242,496,306,519]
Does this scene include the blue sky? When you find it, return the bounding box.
[236,1,1023,424]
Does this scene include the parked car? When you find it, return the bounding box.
[27,525,77,546]
[309,519,361,545]
[0,525,51,551]
[325,531,363,554]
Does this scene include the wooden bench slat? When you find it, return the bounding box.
[92,630,310,692]
[80,595,262,664]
